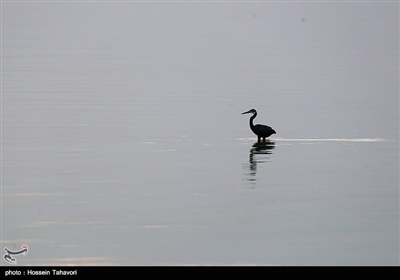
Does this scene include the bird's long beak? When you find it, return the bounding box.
[241,110,250,115]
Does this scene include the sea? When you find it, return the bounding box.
[1,1,398,265]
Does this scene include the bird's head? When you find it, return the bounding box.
[241,109,257,115]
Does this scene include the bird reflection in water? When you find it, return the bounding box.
[246,140,275,185]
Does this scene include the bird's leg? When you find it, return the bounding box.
[257,136,261,143]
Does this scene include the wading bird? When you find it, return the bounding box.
[242,109,276,143]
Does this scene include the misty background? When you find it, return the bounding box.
[1,1,398,265]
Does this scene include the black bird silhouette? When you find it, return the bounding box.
[242,109,276,142]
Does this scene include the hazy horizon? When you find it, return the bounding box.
[2,1,398,266]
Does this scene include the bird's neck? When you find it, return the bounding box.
[249,113,256,130]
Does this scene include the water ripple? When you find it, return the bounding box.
[238,137,394,143]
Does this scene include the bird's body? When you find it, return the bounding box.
[242,109,276,142]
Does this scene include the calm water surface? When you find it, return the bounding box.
[2,2,399,265]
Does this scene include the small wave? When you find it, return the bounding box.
[275,137,395,143]
[275,138,392,142]
[238,137,393,143]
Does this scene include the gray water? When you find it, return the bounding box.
[1,2,399,266]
